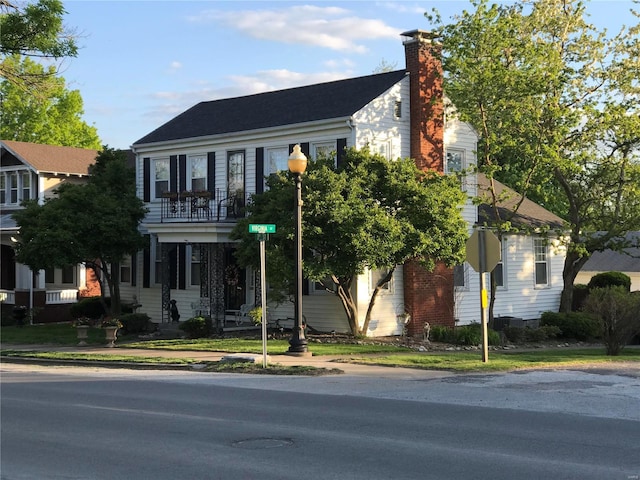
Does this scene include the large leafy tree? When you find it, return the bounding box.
[430,0,640,313]
[0,0,77,95]
[12,147,147,316]
[0,56,101,148]
[232,148,468,336]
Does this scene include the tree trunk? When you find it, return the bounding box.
[362,268,395,335]
[559,249,590,313]
[335,281,359,336]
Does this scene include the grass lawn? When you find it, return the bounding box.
[345,348,640,372]
[2,323,639,373]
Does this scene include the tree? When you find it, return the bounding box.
[231,148,468,336]
[0,56,101,148]
[0,0,77,95]
[430,0,640,313]
[12,147,147,316]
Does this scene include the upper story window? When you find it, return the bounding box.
[446,150,464,174]
[154,159,169,198]
[227,151,245,197]
[189,155,207,191]
[534,238,549,286]
[0,171,32,205]
[394,100,402,118]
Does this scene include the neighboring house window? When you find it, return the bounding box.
[266,147,288,176]
[62,265,74,284]
[120,257,131,284]
[190,244,200,286]
[453,264,466,288]
[0,175,5,203]
[370,268,392,293]
[534,238,549,286]
[394,100,402,118]
[21,172,31,202]
[189,155,207,191]
[9,172,18,204]
[154,159,169,198]
[227,150,245,198]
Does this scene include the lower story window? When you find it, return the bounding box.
[534,238,548,286]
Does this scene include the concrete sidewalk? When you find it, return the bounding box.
[0,343,455,380]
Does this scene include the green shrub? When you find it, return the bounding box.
[540,311,600,341]
[179,316,213,339]
[430,324,500,346]
[587,271,631,292]
[503,325,562,343]
[118,313,151,334]
[583,286,640,355]
[70,297,106,319]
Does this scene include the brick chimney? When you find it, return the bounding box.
[401,30,455,335]
[402,29,444,173]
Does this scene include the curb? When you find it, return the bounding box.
[0,355,203,371]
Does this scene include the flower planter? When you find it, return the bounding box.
[76,325,90,346]
[104,326,119,348]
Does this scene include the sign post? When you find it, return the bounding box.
[465,228,501,363]
[248,224,276,367]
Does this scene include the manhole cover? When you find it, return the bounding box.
[232,437,294,450]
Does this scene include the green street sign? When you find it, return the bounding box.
[249,224,276,234]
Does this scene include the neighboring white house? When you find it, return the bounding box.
[0,140,101,322]
[125,30,566,336]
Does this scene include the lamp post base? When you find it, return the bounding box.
[287,329,309,355]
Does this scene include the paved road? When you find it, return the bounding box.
[1,364,639,480]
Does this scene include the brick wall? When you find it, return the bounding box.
[403,260,455,335]
[402,30,455,334]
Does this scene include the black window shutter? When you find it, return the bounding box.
[169,155,178,193]
[131,251,137,287]
[207,152,216,194]
[256,147,264,194]
[142,245,150,288]
[178,244,186,290]
[301,142,310,158]
[303,279,310,296]
[336,138,347,169]
[143,158,150,202]
[179,154,187,192]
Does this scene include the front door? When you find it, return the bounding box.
[224,247,245,310]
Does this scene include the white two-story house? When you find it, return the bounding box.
[126,30,566,336]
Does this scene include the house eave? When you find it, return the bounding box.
[131,117,353,153]
[143,222,238,244]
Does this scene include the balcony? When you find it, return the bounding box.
[160,190,250,223]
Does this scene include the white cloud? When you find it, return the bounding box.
[144,67,354,123]
[167,61,182,73]
[187,5,400,53]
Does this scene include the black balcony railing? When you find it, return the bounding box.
[160,190,248,222]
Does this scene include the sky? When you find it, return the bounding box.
[57,0,637,150]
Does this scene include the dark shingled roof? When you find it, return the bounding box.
[582,232,640,273]
[476,173,565,230]
[134,70,408,145]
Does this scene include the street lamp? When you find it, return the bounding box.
[287,144,309,354]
